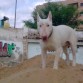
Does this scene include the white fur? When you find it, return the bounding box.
[37,12,77,69]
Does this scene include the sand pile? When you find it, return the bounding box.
[0,55,83,83]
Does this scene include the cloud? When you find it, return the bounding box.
[0,0,15,10]
[34,0,46,6]
[14,0,46,28]
[0,0,65,28]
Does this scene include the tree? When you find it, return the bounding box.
[23,20,37,29]
[24,2,78,29]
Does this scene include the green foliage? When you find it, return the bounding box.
[23,20,37,29]
[24,2,78,29]
[80,20,83,24]
[80,11,83,14]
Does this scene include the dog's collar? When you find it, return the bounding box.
[48,27,53,38]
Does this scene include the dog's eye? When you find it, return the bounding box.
[47,24,49,27]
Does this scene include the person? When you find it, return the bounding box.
[0,16,10,28]
[3,16,10,28]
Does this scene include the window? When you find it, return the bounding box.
[80,3,83,6]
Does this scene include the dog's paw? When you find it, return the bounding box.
[53,66,58,70]
[42,65,46,69]
[72,62,76,67]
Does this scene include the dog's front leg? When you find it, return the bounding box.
[53,47,63,69]
[41,50,47,69]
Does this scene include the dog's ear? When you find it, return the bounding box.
[48,11,52,21]
[37,12,41,22]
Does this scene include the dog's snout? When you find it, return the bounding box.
[42,36,48,41]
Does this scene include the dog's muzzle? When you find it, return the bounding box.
[42,36,48,41]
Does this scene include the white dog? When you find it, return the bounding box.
[37,11,77,69]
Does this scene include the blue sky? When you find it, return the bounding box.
[0,0,65,28]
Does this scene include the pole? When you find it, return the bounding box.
[14,0,17,28]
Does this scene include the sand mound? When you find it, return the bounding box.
[0,55,83,83]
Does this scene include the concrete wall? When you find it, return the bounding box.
[0,28,23,41]
[0,28,28,67]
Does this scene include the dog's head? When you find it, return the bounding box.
[37,11,53,42]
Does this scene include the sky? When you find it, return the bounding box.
[0,0,65,28]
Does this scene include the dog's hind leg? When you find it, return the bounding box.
[63,46,70,65]
[70,39,77,66]
[71,44,77,66]
[53,47,63,69]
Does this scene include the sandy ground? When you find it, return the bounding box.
[0,55,83,83]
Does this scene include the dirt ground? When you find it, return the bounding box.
[0,55,83,83]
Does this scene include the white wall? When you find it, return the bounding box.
[0,28,27,67]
